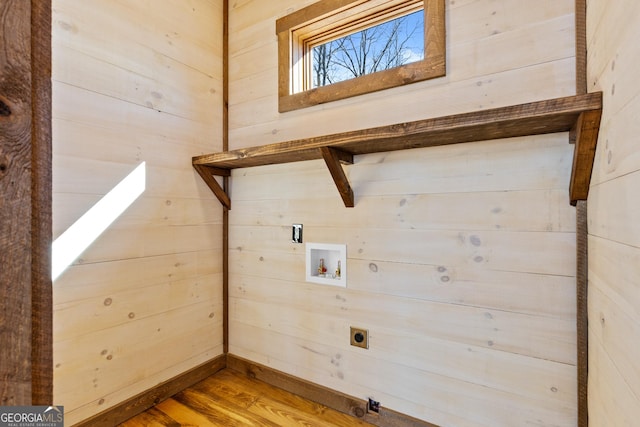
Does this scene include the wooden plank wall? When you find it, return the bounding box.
[228,1,578,426]
[585,2,640,425]
[51,0,224,424]
[229,0,577,149]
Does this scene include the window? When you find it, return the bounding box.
[310,9,425,88]
[276,0,445,112]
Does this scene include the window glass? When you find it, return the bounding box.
[311,10,425,88]
[276,0,445,112]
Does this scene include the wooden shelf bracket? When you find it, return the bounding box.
[320,146,355,208]
[569,108,602,205]
[193,93,603,209]
[194,164,231,210]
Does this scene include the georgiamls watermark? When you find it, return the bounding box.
[0,406,63,427]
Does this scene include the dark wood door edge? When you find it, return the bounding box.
[576,200,588,427]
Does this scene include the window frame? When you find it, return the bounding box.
[276,0,446,113]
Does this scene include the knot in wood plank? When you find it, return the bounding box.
[0,99,11,116]
[0,152,9,179]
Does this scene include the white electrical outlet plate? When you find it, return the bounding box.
[292,224,303,243]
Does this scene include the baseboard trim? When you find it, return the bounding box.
[227,354,439,427]
[75,353,438,427]
[73,354,226,427]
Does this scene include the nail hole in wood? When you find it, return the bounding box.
[0,100,10,116]
[0,154,8,174]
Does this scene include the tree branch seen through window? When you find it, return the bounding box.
[312,10,424,88]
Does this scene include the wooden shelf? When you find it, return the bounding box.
[193,92,602,208]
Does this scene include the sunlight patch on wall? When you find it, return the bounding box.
[52,162,146,281]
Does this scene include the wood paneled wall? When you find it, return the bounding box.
[228,1,578,425]
[229,0,576,149]
[586,2,640,425]
[51,0,224,423]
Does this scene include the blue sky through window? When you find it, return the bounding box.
[312,9,424,88]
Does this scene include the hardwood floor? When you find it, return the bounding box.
[119,368,374,426]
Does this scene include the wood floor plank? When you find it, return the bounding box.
[119,406,181,427]
[190,371,259,409]
[155,398,231,426]
[173,387,279,426]
[214,370,372,426]
[118,368,374,426]
[195,370,371,426]
[248,393,368,427]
